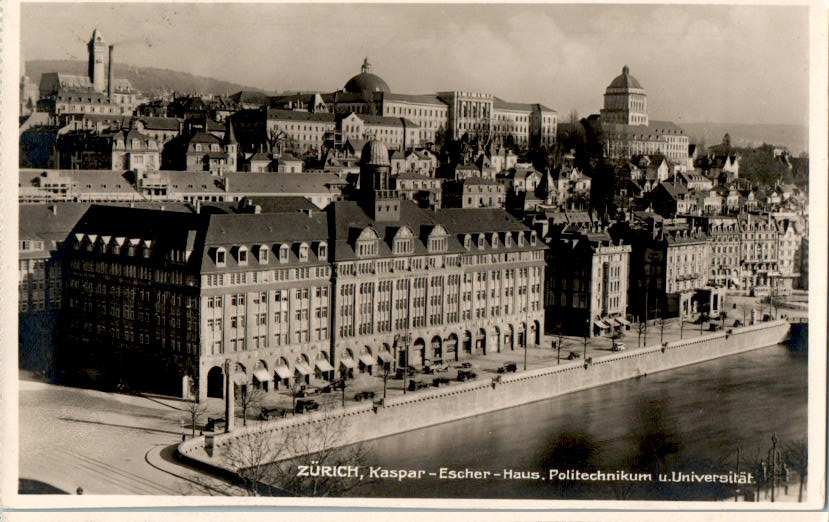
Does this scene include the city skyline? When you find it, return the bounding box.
[21,3,809,128]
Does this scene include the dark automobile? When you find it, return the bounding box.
[733,319,744,327]
[407,380,429,391]
[709,323,720,332]
[259,407,287,421]
[497,361,518,373]
[459,362,473,369]
[354,390,376,401]
[432,377,451,387]
[567,351,581,360]
[205,417,226,431]
[294,399,320,414]
[457,369,477,381]
[394,366,417,380]
[292,385,307,398]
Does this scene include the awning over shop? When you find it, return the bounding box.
[275,366,292,379]
[253,368,271,382]
[616,317,631,326]
[315,359,334,372]
[594,319,611,329]
[359,354,375,367]
[377,351,393,363]
[340,357,357,369]
[294,362,311,375]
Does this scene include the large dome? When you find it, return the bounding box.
[344,57,390,94]
[360,139,390,167]
[607,65,643,91]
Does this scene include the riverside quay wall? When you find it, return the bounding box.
[178,320,790,471]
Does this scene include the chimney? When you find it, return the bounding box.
[107,45,114,99]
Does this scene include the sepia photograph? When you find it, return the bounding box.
[2,0,826,516]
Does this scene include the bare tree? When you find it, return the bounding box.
[266,410,371,496]
[225,428,285,496]
[221,409,371,497]
[236,382,265,427]
[183,398,208,438]
[783,438,807,502]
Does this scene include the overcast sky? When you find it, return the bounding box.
[21,3,809,126]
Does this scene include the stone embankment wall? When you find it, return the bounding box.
[178,320,790,472]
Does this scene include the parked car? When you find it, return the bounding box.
[294,399,320,414]
[432,362,450,373]
[611,343,626,352]
[567,351,581,360]
[457,369,478,381]
[259,407,287,421]
[205,417,226,431]
[407,380,429,392]
[459,362,473,369]
[733,320,744,327]
[354,390,376,401]
[709,323,720,332]
[292,385,307,398]
[394,366,417,379]
[432,376,451,387]
[497,361,518,374]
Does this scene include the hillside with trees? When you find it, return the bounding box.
[26,60,272,97]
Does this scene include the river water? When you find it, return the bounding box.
[348,344,807,500]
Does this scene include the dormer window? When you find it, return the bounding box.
[279,244,289,263]
[393,227,414,255]
[237,246,248,265]
[490,233,499,249]
[216,247,227,267]
[530,231,537,246]
[258,245,269,264]
[505,233,513,247]
[463,234,472,250]
[356,228,379,258]
[477,234,485,250]
[318,242,328,261]
[299,243,309,262]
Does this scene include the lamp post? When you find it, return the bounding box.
[771,432,778,502]
[382,363,389,400]
[583,318,588,360]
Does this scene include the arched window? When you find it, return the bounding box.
[215,247,227,267]
[237,246,248,266]
[298,243,309,262]
[279,244,289,263]
[317,242,328,261]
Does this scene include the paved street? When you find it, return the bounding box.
[18,375,238,496]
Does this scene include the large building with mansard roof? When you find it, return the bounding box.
[57,139,546,400]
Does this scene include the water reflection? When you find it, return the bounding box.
[350,345,807,500]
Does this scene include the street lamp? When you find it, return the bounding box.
[771,432,778,502]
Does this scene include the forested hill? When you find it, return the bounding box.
[26,60,272,97]
[679,122,808,156]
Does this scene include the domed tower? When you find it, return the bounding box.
[344,57,391,94]
[600,65,648,126]
[88,29,108,92]
[359,139,399,221]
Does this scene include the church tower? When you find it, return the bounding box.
[88,29,107,92]
[359,139,400,222]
